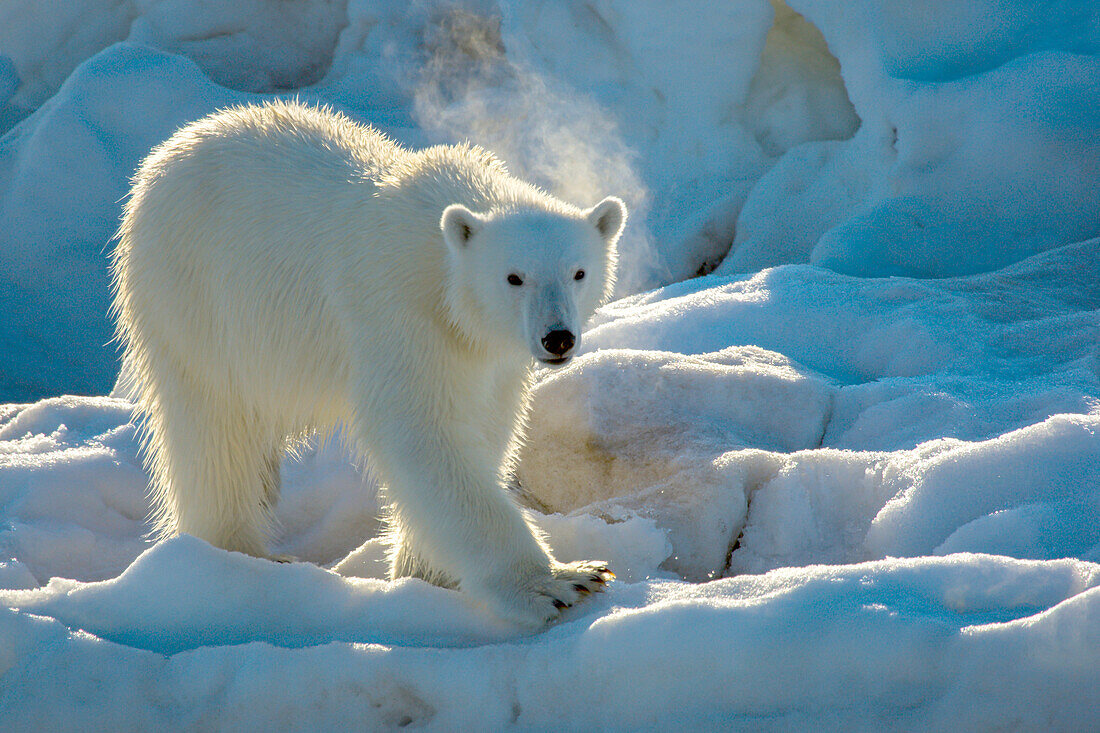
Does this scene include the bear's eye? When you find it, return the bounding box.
[507,274,524,287]
[574,269,585,281]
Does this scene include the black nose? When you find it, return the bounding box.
[541,329,575,356]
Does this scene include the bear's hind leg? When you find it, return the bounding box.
[141,372,281,558]
[260,450,282,511]
[389,529,457,589]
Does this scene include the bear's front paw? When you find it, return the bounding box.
[548,559,615,609]
[478,560,614,628]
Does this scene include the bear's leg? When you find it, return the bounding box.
[141,370,280,558]
[260,451,282,511]
[390,533,457,589]
[356,384,611,627]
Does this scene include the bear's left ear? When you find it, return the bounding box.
[585,196,627,245]
[441,204,486,252]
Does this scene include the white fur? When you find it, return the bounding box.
[110,100,625,627]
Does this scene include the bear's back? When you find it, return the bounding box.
[113,102,410,403]
[135,101,402,203]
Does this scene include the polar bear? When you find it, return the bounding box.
[110,100,625,627]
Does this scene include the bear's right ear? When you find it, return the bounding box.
[441,204,485,252]
[585,196,627,246]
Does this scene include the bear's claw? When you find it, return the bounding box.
[482,559,614,627]
[546,559,613,614]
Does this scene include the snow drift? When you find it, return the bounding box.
[2,0,1099,729]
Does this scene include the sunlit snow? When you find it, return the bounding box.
[2,0,1098,729]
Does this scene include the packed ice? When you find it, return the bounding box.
[2,0,1098,728]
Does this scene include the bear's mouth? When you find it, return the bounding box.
[538,356,571,366]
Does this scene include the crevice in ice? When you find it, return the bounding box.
[721,528,744,577]
[696,0,861,280]
[742,0,860,158]
[814,390,837,449]
[718,456,787,579]
[509,699,523,725]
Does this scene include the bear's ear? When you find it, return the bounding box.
[441,204,485,251]
[585,196,627,245]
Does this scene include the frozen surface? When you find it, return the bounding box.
[2,0,1100,729]
[722,0,1100,278]
[1,385,1098,730]
[4,240,1099,727]
[520,238,1100,580]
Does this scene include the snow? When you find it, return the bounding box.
[2,0,1100,728]
[520,238,1100,580]
[723,0,1100,277]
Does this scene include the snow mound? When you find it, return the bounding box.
[723,1,1100,277]
[2,549,1098,729]
[5,237,1096,725]
[519,240,1100,578]
[0,44,245,400]
[3,1,1100,727]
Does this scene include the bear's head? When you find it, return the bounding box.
[441,196,626,366]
